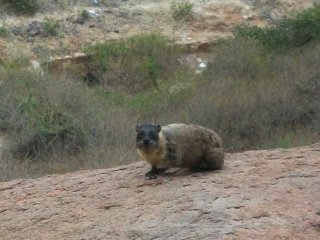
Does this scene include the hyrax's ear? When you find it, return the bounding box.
[135,124,140,133]
[156,124,161,132]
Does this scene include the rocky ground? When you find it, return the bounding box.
[1,143,319,239]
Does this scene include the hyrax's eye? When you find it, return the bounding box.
[149,132,158,140]
[137,132,144,140]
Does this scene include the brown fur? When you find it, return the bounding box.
[137,123,224,171]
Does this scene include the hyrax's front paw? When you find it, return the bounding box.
[145,170,158,179]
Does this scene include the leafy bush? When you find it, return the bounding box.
[87,33,179,92]
[43,17,60,36]
[1,0,39,15]
[80,9,90,20]
[170,0,193,21]
[233,5,320,51]
[0,25,9,37]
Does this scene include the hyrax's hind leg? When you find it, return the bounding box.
[201,147,224,170]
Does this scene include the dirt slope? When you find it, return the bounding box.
[1,0,317,60]
[1,143,319,240]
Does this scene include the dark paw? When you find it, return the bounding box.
[145,171,158,179]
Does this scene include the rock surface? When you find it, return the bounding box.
[1,143,319,240]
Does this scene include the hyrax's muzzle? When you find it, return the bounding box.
[135,123,161,151]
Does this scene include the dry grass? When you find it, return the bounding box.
[178,40,320,151]
[0,60,138,181]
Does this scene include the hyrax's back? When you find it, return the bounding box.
[161,124,224,169]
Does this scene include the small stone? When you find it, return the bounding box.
[104,9,113,14]
[90,0,100,5]
[26,21,44,37]
[199,62,207,68]
[75,16,85,25]
[243,14,254,20]
[11,26,23,36]
[88,9,99,17]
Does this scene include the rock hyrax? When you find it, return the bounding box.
[136,123,224,179]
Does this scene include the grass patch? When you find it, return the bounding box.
[0,0,39,15]
[170,0,194,21]
[0,61,137,159]
[86,33,179,92]
[180,39,320,151]
[0,24,9,37]
[233,4,320,51]
[80,9,90,20]
[43,17,60,36]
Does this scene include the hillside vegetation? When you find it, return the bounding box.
[0,4,320,181]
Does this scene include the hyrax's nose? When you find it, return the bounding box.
[143,139,150,145]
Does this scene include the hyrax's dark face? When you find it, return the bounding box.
[136,123,161,151]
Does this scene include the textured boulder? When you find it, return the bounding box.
[0,143,319,240]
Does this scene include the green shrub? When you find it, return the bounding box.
[1,0,39,15]
[0,73,79,157]
[0,25,9,37]
[80,9,90,20]
[170,0,193,21]
[233,5,320,51]
[43,17,60,36]
[87,33,179,92]
[0,63,105,158]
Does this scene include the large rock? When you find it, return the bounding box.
[0,143,319,239]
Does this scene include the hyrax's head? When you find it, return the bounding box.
[135,123,161,152]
